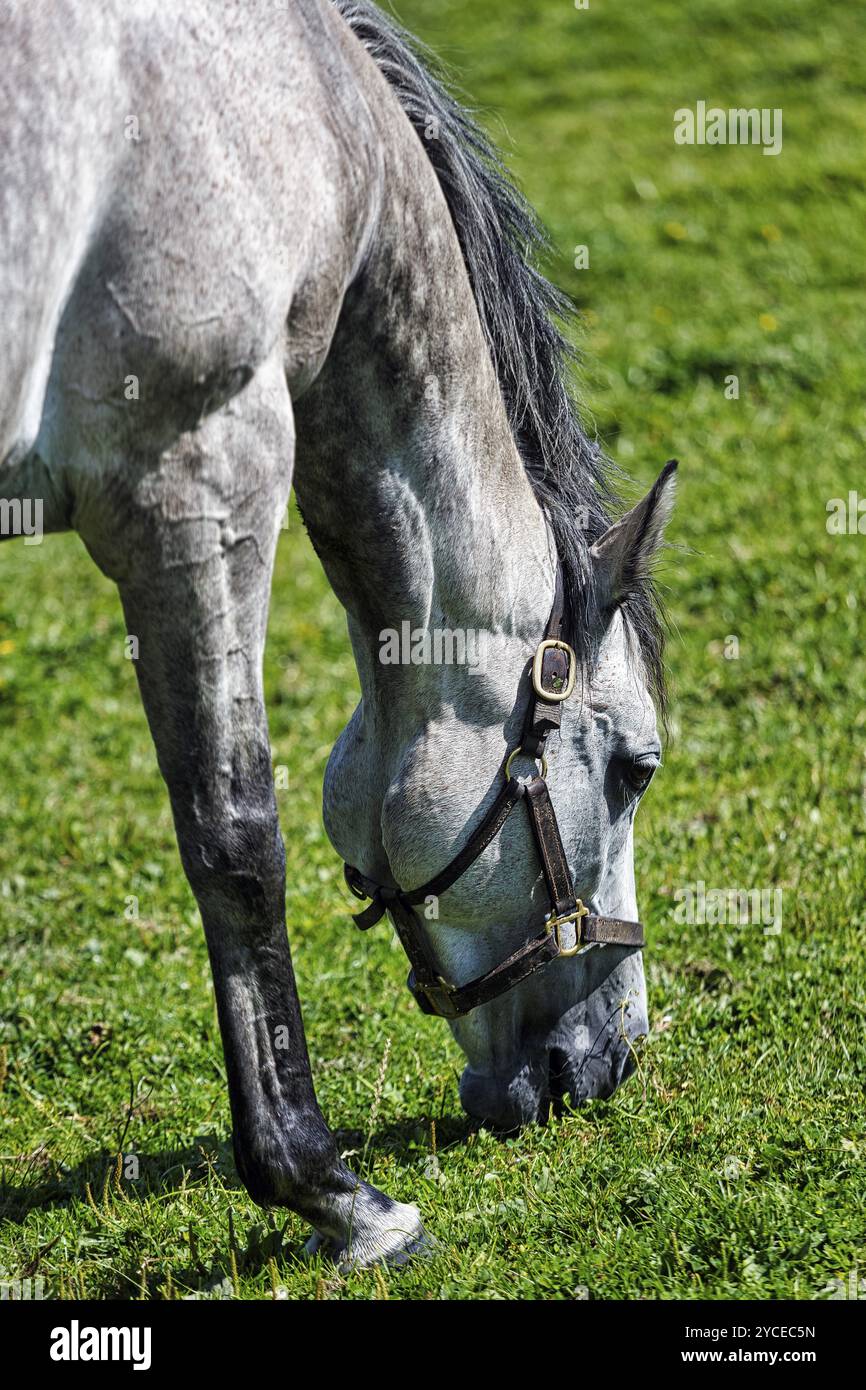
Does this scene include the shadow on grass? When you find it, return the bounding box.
[335,1111,477,1164]
[0,1117,474,1296]
[0,1138,290,1297]
[0,1135,242,1226]
[0,1113,476,1225]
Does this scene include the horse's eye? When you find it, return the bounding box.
[622,756,659,793]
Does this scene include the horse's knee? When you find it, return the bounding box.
[179,805,286,913]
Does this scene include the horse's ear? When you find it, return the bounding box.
[590,460,677,610]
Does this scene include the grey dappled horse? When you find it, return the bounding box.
[0,0,676,1267]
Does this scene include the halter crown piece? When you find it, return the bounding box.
[343,564,645,1019]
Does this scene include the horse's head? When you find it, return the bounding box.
[325,463,675,1131]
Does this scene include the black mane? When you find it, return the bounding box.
[334,0,667,714]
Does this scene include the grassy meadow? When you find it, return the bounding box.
[1,0,864,1299]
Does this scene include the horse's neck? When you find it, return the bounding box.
[292,104,553,713]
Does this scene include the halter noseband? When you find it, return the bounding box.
[342,565,645,1019]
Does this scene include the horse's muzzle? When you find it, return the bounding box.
[459,1034,640,1131]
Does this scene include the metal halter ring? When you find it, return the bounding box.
[531,639,577,702]
[505,745,548,781]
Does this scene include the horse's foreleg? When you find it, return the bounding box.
[95,365,424,1268]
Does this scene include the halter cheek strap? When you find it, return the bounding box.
[342,564,645,1019]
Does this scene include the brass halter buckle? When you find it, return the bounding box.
[532,639,577,702]
[546,901,589,958]
[409,971,461,1019]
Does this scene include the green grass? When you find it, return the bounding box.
[2,0,865,1300]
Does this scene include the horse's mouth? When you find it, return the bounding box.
[458,1030,641,1131]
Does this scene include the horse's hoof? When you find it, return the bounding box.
[303,1200,430,1272]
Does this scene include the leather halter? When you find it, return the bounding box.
[343,565,645,1019]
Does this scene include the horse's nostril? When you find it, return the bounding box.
[548,1046,570,1103]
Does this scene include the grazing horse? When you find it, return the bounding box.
[0,0,676,1268]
